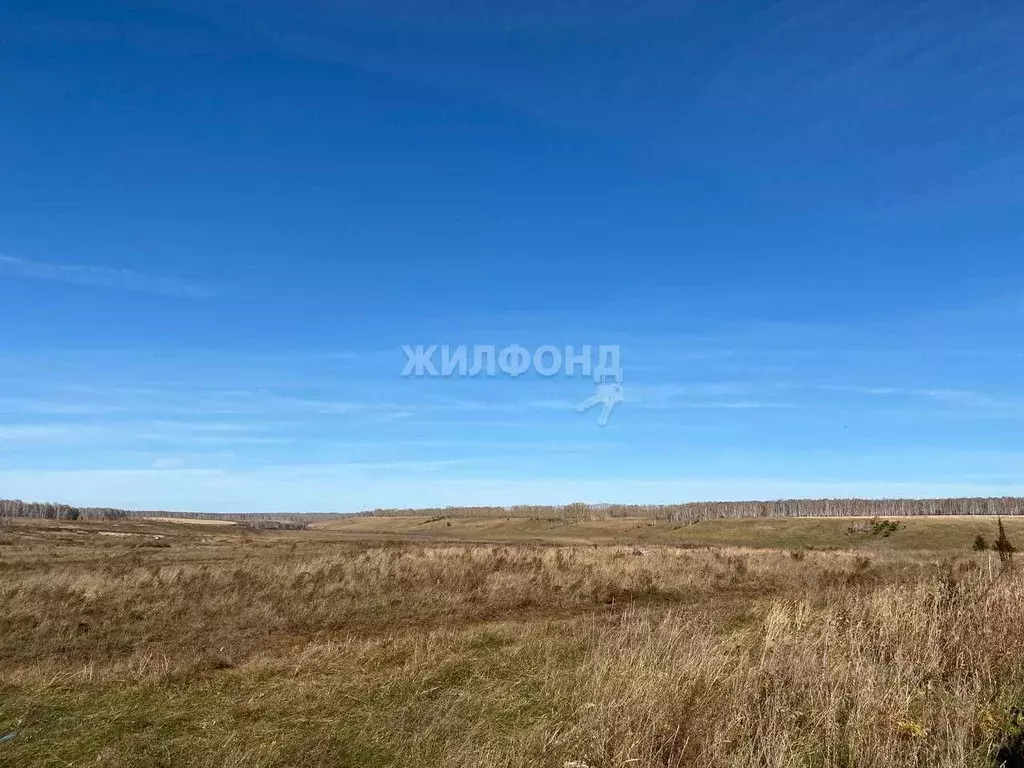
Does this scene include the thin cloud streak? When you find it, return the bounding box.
[834,385,1017,411]
[0,397,125,415]
[0,255,216,298]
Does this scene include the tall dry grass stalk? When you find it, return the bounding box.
[528,565,1024,767]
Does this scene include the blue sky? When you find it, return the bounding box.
[3,0,1024,512]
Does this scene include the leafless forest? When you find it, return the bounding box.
[3,496,1024,522]
[364,498,1024,521]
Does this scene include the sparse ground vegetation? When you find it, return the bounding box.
[2,514,1024,766]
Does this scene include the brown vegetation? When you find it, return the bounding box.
[1,516,1024,766]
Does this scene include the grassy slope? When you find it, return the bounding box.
[315,513,1024,552]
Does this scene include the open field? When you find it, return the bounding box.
[141,516,238,526]
[2,514,1024,766]
[316,512,1024,552]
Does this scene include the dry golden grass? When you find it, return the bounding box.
[1,516,1023,766]
[315,513,1024,552]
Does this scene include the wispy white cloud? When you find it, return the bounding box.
[0,420,294,448]
[273,396,410,415]
[151,457,187,470]
[0,255,216,298]
[841,385,1017,411]
[915,388,1011,409]
[0,425,79,442]
[622,382,795,411]
[0,397,124,415]
[7,384,415,419]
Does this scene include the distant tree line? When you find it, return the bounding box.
[6,496,1024,523]
[0,499,320,524]
[0,499,138,520]
[360,497,1024,522]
